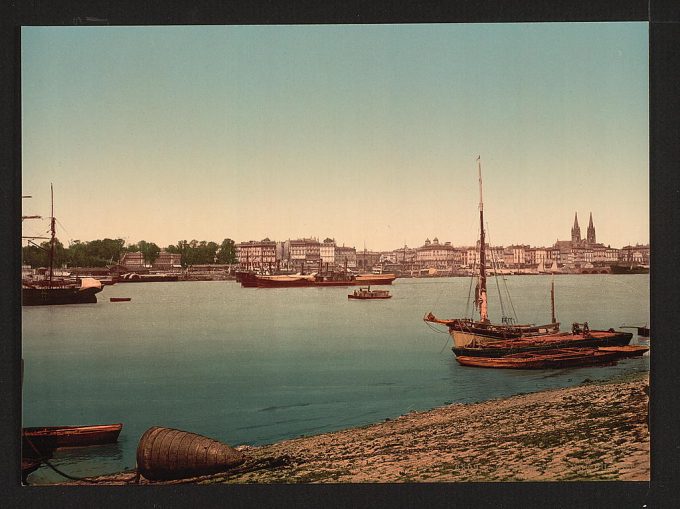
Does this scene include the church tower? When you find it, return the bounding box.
[587,212,596,244]
[571,212,581,245]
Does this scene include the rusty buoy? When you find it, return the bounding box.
[136,427,246,481]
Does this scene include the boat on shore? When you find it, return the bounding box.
[424,157,559,347]
[22,186,103,306]
[110,297,132,302]
[348,286,392,299]
[22,423,123,458]
[455,347,622,369]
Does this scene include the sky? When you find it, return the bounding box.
[21,23,649,251]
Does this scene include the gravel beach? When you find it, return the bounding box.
[64,371,649,485]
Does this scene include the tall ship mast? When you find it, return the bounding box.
[22,185,103,306]
[424,157,561,348]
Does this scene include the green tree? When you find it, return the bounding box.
[137,240,161,265]
[22,239,66,268]
[216,238,236,264]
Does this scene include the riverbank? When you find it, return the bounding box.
[65,372,649,484]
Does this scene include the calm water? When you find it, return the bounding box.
[22,275,649,483]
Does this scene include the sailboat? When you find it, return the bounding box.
[423,157,560,348]
[22,185,103,306]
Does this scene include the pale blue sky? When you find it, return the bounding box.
[21,23,648,251]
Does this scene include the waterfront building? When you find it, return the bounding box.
[619,244,650,264]
[120,251,147,269]
[320,238,336,266]
[287,238,321,272]
[152,250,182,271]
[356,249,382,271]
[415,238,456,269]
[236,238,277,270]
[335,245,357,269]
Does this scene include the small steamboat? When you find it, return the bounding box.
[348,287,391,300]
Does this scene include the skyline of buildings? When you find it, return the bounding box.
[235,212,650,271]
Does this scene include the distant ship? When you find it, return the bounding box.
[22,185,103,306]
[610,263,649,274]
[237,270,397,288]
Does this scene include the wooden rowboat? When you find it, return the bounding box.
[597,345,649,358]
[23,423,123,457]
[456,348,620,369]
[110,297,132,302]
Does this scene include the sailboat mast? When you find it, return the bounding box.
[550,276,556,324]
[48,184,56,288]
[477,156,489,322]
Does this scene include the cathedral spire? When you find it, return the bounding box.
[587,212,596,244]
[571,212,581,244]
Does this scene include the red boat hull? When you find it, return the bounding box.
[23,424,123,457]
[456,348,621,369]
[452,330,633,357]
[353,274,396,286]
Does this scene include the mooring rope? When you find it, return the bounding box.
[23,436,125,484]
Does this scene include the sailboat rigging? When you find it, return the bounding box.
[423,157,560,347]
[22,185,103,306]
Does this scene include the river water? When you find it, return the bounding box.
[22,274,649,483]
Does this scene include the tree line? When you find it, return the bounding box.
[22,238,237,268]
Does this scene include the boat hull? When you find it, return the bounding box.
[119,274,179,282]
[456,348,621,369]
[452,331,633,357]
[22,286,102,306]
[449,322,561,348]
[354,274,396,285]
[22,424,123,457]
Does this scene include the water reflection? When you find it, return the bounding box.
[27,442,125,485]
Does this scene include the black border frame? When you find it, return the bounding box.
[2,1,678,507]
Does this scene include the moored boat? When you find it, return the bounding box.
[118,273,179,283]
[354,273,397,286]
[254,273,317,288]
[452,325,633,357]
[22,185,104,306]
[610,263,649,274]
[22,277,103,306]
[424,157,559,347]
[348,286,391,299]
[597,345,648,358]
[22,423,123,457]
[456,347,621,369]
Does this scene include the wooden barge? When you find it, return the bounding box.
[455,347,634,369]
[452,329,633,358]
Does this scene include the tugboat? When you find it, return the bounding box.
[348,286,391,300]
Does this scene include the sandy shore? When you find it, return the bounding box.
[68,373,649,484]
